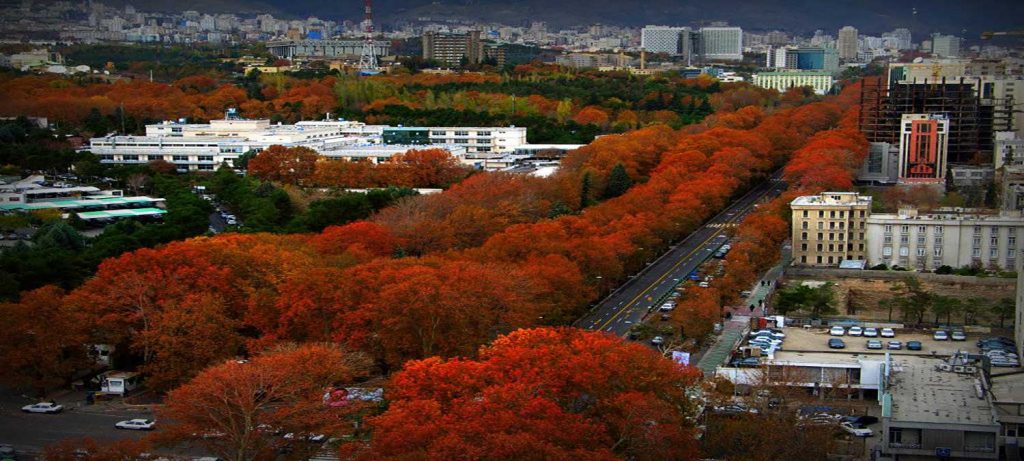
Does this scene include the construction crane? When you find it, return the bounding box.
[980,31,1024,40]
[357,0,381,75]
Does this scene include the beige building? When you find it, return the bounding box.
[790,192,872,267]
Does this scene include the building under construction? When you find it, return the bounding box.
[859,74,1015,164]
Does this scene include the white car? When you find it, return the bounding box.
[21,402,63,414]
[698,281,710,288]
[659,303,675,312]
[848,326,864,337]
[863,328,878,337]
[880,328,896,338]
[840,422,873,437]
[829,326,845,336]
[933,330,949,341]
[115,419,156,431]
[650,336,665,346]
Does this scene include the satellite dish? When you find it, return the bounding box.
[913,57,924,63]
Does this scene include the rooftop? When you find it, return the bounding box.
[887,355,996,426]
[791,192,872,207]
[989,372,1024,404]
[76,208,167,220]
[0,196,163,211]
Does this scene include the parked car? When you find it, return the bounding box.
[698,281,710,288]
[880,328,896,338]
[863,328,879,337]
[933,330,949,341]
[848,326,864,336]
[660,313,670,321]
[0,444,15,458]
[659,303,675,312]
[729,357,761,367]
[866,340,883,350]
[21,402,63,414]
[828,338,846,349]
[840,422,874,437]
[887,341,903,350]
[650,336,664,346]
[841,415,880,426]
[951,330,967,341]
[750,329,786,339]
[115,419,156,431]
[829,326,845,336]
[907,340,923,351]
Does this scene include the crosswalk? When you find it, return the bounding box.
[707,223,738,228]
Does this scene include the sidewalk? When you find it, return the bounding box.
[695,315,749,378]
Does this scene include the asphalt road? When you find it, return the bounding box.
[574,174,788,337]
[0,393,154,457]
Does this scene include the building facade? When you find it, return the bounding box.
[790,192,872,267]
[865,207,1024,271]
[422,31,483,66]
[640,26,688,55]
[837,26,858,61]
[700,26,743,61]
[897,114,950,184]
[266,38,389,61]
[932,33,962,58]
[752,70,835,95]
[858,141,899,184]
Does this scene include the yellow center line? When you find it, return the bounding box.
[592,189,769,332]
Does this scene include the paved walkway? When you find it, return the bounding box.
[696,315,749,378]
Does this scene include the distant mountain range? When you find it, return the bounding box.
[116,0,1023,37]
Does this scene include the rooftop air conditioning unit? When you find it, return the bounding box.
[964,366,977,374]
[954,365,966,373]
[939,364,953,372]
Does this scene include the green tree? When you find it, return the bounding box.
[888,277,931,325]
[775,283,836,318]
[579,171,595,209]
[992,298,1015,328]
[602,163,633,199]
[931,295,961,325]
[961,297,985,325]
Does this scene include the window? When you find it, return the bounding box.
[829,233,834,241]
[818,210,824,218]
[860,210,865,218]
[802,210,808,218]
[918,226,926,233]
[827,244,833,252]
[172,155,188,162]
[816,256,822,264]
[817,222,824,230]
[884,235,893,244]
[900,235,909,245]
[817,233,823,240]
[990,247,999,258]
[454,131,469,136]
[1010,236,1017,248]
[454,139,468,144]
[839,211,845,218]
[883,247,893,256]
[431,131,446,136]
[974,225,982,234]
[884,225,893,234]
[917,248,926,257]
[478,131,491,136]
[198,155,214,162]
[972,248,981,257]
[801,232,808,240]
[899,247,909,257]
[991,236,999,247]
[859,243,864,251]
[917,236,925,245]
[934,247,942,257]
[123,155,139,161]
[900,225,909,233]
[802,221,808,229]
[829,222,835,230]
[828,256,834,264]
[935,236,943,246]
[973,237,982,247]
[801,243,807,251]
[935,226,944,235]
[801,256,807,263]
[829,211,835,218]
[817,244,823,251]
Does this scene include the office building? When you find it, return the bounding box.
[897,114,949,184]
[422,31,483,66]
[1016,251,1024,360]
[752,71,834,95]
[381,126,527,156]
[837,26,858,61]
[700,26,743,61]
[768,46,840,72]
[640,26,689,55]
[790,192,872,267]
[932,33,962,58]
[865,207,1024,271]
[990,372,1024,460]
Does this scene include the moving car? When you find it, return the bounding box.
[951,330,967,341]
[829,326,845,336]
[21,402,63,414]
[848,326,864,337]
[115,419,156,431]
[887,341,902,350]
[863,327,878,337]
[866,340,883,350]
[880,328,896,338]
[933,330,949,341]
[650,336,664,346]
[828,338,846,349]
[840,422,874,437]
[907,340,923,351]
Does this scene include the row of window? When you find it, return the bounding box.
[101,155,217,162]
[800,255,865,264]
[801,209,867,219]
[800,243,866,253]
[800,232,865,242]
[430,131,492,137]
[801,220,865,230]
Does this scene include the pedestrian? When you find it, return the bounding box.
[749,304,755,312]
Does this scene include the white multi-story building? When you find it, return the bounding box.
[86,112,528,171]
[837,26,858,61]
[640,26,689,55]
[865,207,1024,271]
[752,70,834,95]
[700,26,743,61]
[931,33,962,58]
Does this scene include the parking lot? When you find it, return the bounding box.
[778,326,991,357]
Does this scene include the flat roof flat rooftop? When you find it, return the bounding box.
[989,372,1024,404]
[77,208,167,220]
[888,355,996,426]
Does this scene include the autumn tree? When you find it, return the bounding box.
[349,327,701,461]
[156,343,372,461]
[248,145,319,184]
[41,438,150,461]
[0,286,89,396]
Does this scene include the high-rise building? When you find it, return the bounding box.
[891,28,912,50]
[640,25,688,55]
[931,33,961,57]
[790,192,872,267]
[422,30,483,66]
[838,26,858,61]
[897,114,949,184]
[699,26,742,61]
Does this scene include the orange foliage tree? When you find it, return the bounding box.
[248,145,319,184]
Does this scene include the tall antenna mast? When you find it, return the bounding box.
[357,0,380,74]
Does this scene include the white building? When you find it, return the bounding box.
[865,207,1024,271]
[752,70,834,95]
[700,26,743,61]
[837,26,858,61]
[995,131,1024,169]
[87,112,528,171]
[641,26,689,55]
[932,33,962,58]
